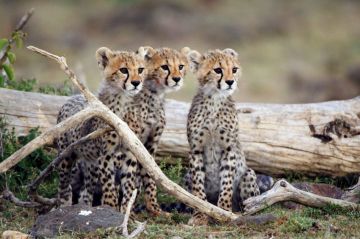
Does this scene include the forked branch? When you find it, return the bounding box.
[243,179,360,215]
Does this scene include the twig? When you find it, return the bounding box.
[121,189,139,237]
[2,188,41,208]
[128,221,147,238]
[15,8,35,32]
[27,46,96,102]
[29,193,57,206]
[243,179,360,215]
[28,127,112,193]
[0,8,34,64]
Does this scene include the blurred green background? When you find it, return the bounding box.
[1,0,360,103]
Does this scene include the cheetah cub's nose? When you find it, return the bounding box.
[131,81,141,87]
[172,77,181,83]
[225,80,234,86]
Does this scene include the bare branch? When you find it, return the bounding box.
[121,189,138,237]
[243,179,360,215]
[28,127,112,192]
[29,193,57,206]
[2,189,41,208]
[15,8,35,32]
[128,221,147,238]
[0,8,34,63]
[0,106,98,173]
[27,46,97,102]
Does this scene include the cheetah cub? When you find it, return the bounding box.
[116,47,189,215]
[57,47,146,207]
[185,48,260,225]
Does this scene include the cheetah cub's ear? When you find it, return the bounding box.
[222,48,239,58]
[186,49,202,73]
[137,46,156,61]
[96,47,113,70]
[180,47,191,56]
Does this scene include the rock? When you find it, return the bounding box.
[1,230,29,239]
[30,204,124,238]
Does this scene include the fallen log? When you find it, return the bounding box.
[1,88,359,177]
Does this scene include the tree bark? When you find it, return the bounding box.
[1,88,359,177]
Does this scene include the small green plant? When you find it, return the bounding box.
[0,117,58,199]
[0,23,27,88]
[0,10,72,96]
[38,79,73,96]
[157,158,185,204]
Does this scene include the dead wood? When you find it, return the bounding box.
[28,127,112,196]
[1,188,41,208]
[243,179,360,215]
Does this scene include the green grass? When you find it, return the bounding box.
[2,202,360,238]
[1,125,360,238]
[2,167,360,239]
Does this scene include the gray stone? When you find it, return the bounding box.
[30,204,124,238]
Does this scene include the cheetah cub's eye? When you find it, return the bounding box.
[232,67,238,74]
[214,68,222,74]
[161,65,169,71]
[119,68,128,74]
[138,67,144,74]
[179,65,184,70]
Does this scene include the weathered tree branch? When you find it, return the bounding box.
[243,179,360,215]
[0,106,99,173]
[28,127,112,193]
[0,46,240,222]
[119,189,146,238]
[1,188,41,208]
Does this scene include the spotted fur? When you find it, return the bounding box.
[116,46,189,215]
[185,49,260,225]
[56,47,146,209]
